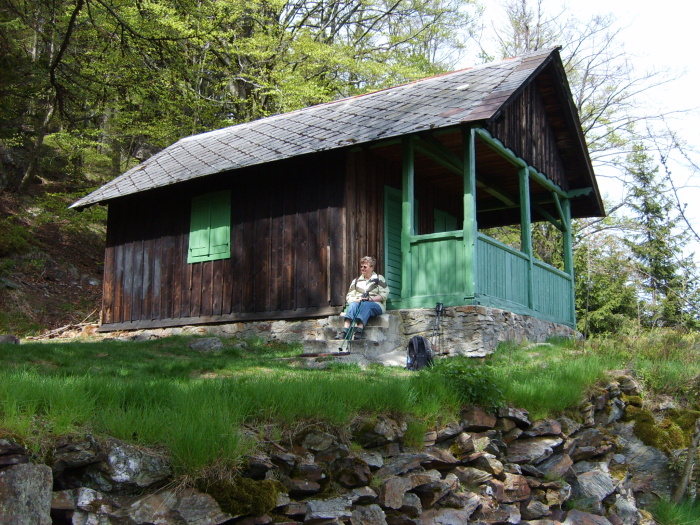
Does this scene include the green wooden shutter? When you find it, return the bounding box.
[208,191,231,257]
[189,196,212,259]
[187,191,231,263]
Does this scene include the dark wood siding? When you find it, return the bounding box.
[344,147,401,279]
[488,82,568,190]
[101,151,347,329]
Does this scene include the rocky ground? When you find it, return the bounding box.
[0,367,672,524]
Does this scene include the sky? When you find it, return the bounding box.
[468,0,700,257]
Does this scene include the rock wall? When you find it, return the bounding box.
[119,305,576,358]
[397,306,577,358]
[0,372,671,525]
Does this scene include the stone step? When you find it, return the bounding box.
[298,313,404,363]
[301,339,404,362]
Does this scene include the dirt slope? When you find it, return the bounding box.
[0,189,105,336]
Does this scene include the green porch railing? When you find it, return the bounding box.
[410,231,466,299]
[476,234,529,307]
[533,260,574,324]
[388,231,467,309]
[476,234,574,325]
[392,231,574,326]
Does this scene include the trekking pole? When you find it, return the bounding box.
[431,302,444,354]
[338,298,364,352]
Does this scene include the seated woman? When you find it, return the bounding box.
[335,256,390,340]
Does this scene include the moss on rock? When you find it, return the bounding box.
[624,405,687,453]
[622,394,643,407]
[197,477,286,517]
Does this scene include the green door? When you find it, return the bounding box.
[384,186,402,302]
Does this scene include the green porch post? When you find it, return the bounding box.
[463,126,477,300]
[401,136,415,300]
[562,197,576,326]
[519,167,534,309]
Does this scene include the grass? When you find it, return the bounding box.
[588,330,700,402]
[651,498,700,525]
[0,336,467,474]
[488,340,617,420]
[3,328,700,500]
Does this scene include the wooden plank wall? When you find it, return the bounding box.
[102,151,346,327]
[414,175,464,235]
[489,83,568,190]
[344,148,401,282]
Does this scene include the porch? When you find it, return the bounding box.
[383,126,582,329]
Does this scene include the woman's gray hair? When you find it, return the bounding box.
[360,256,376,268]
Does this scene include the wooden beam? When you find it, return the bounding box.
[96,306,344,332]
[477,180,519,208]
[532,204,564,232]
[414,134,463,175]
[561,198,575,326]
[478,193,559,213]
[528,166,567,199]
[463,126,477,300]
[474,127,568,198]
[369,138,401,150]
[519,167,534,309]
[401,136,415,299]
[567,187,593,198]
[552,193,565,224]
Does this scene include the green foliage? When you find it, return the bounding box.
[196,477,286,517]
[402,419,428,448]
[574,219,640,335]
[0,217,31,256]
[651,499,700,525]
[623,405,686,454]
[0,307,44,336]
[487,340,612,420]
[590,330,700,402]
[623,144,698,329]
[32,192,107,236]
[0,0,478,191]
[429,357,504,408]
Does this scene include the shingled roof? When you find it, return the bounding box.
[72,48,576,209]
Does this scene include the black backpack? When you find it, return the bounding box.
[406,335,433,371]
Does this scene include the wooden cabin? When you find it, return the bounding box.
[72,48,604,332]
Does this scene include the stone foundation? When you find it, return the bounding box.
[397,305,578,358]
[123,305,577,359]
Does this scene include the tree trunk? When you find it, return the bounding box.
[18,102,55,192]
[672,418,700,503]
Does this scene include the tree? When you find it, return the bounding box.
[0,0,478,193]
[623,143,697,328]
[573,219,638,335]
[485,0,676,170]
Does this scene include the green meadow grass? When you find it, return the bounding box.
[589,330,700,401]
[0,336,466,474]
[487,340,617,420]
[3,329,700,485]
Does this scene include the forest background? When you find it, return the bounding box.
[1,0,698,336]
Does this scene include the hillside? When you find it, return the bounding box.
[2,334,700,523]
[0,187,105,336]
